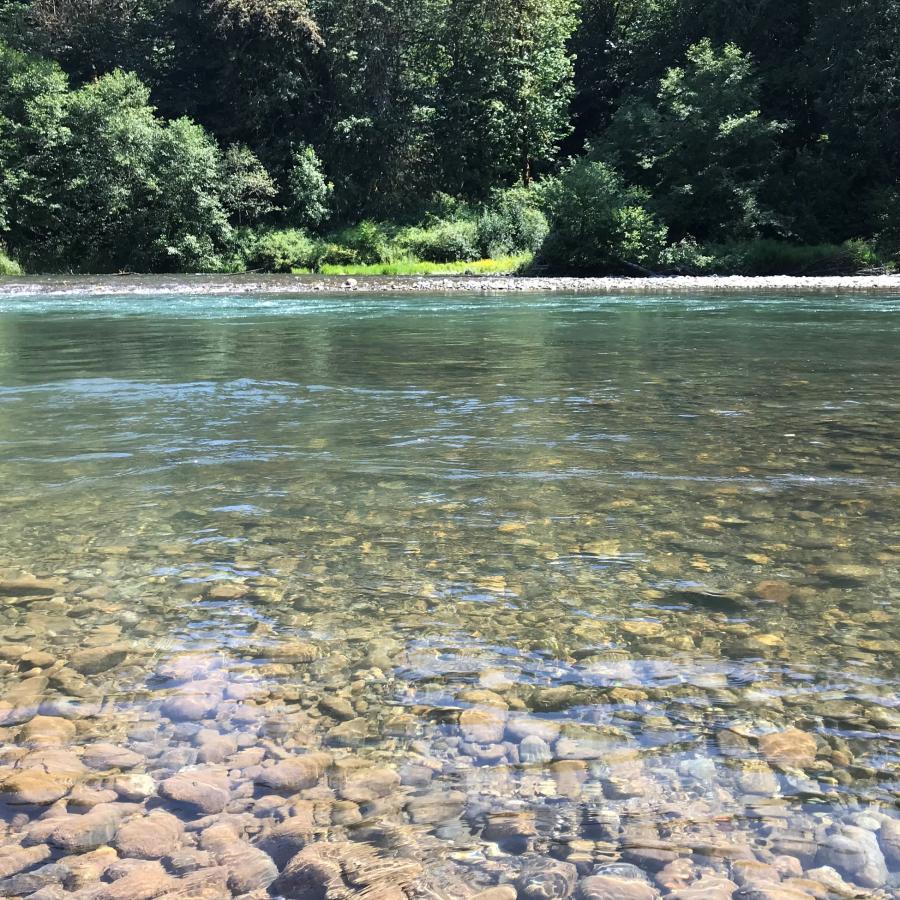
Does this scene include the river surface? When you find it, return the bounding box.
[0,290,897,899]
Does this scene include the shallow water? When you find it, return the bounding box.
[0,291,898,898]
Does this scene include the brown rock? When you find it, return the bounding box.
[92,860,174,899]
[0,843,51,879]
[214,840,278,894]
[57,845,118,890]
[255,753,330,792]
[758,728,817,769]
[0,576,61,597]
[578,875,657,900]
[472,889,518,900]
[82,743,144,770]
[157,865,230,898]
[272,841,422,900]
[47,806,122,853]
[753,580,793,603]
[665,874,738,900]
[115,811,183,859]
[18,716,76,748]
[69,644,130,675]
[460,707,506,744]
[159,769,230,814]
[256,814,317,868]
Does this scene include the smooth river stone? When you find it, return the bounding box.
[459,707,506,744]
[578,875,658,900]
[159,768,231,814]
[0,843,52,879]
[68,643,130,675]
[18,715,76,748]
[82,743,145,770]
[254,753,331,791]
[816,824,888,888]
[757,728,817,769]
[115,810,184,859]
[0,769,76,805]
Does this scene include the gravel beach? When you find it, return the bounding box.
[2,273,900,296]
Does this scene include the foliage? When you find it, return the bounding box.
[537,159,668,273]
[287,145,332,228]
[398,220,479,263]
[476,186,549,258]
[332,221,395,264]
[0,48,273,272]
[246,228,317,272]
[433,0,578,196]
[658,237,881,276]
[0,247,22,274]
[5,0,900,271]
[602,39,784,240]
[221,144,277,225]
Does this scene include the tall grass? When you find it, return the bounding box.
[316,254,531,276]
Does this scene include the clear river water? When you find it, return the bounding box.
[0,289,897,899]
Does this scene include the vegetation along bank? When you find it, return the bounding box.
[1,0,899,277]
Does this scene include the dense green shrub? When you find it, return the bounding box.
[288,145,332,228]
[246,229,316,272]
[658,237,881,275]
[476,187,549,258]
[0,248,22,275]
[399,220,479,263]
[734,239,878,275]
[537,160,667,273]
[332,221,394,264]
[317,243,358,266]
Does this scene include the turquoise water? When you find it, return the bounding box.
[0,290,897,896]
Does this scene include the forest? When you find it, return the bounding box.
[1,0,899,276]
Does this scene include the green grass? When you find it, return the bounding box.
[314,254,531,277]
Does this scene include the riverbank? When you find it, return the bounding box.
[2,273,900,297]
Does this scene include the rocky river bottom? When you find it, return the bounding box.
[0,288,897,899]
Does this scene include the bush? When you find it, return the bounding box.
[658,237,881,275]
[318,243,358,266]
[246,229,316,272]
[476,186,549,257]
[399,220,479,263]
[333,221,395,264]
[732,239,877,275]
[537,160,668,274]
[0,248,22,275]
[288,145,333,229]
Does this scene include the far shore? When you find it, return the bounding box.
[2,273,900,296]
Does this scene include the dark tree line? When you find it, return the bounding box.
[2,0,900,273]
